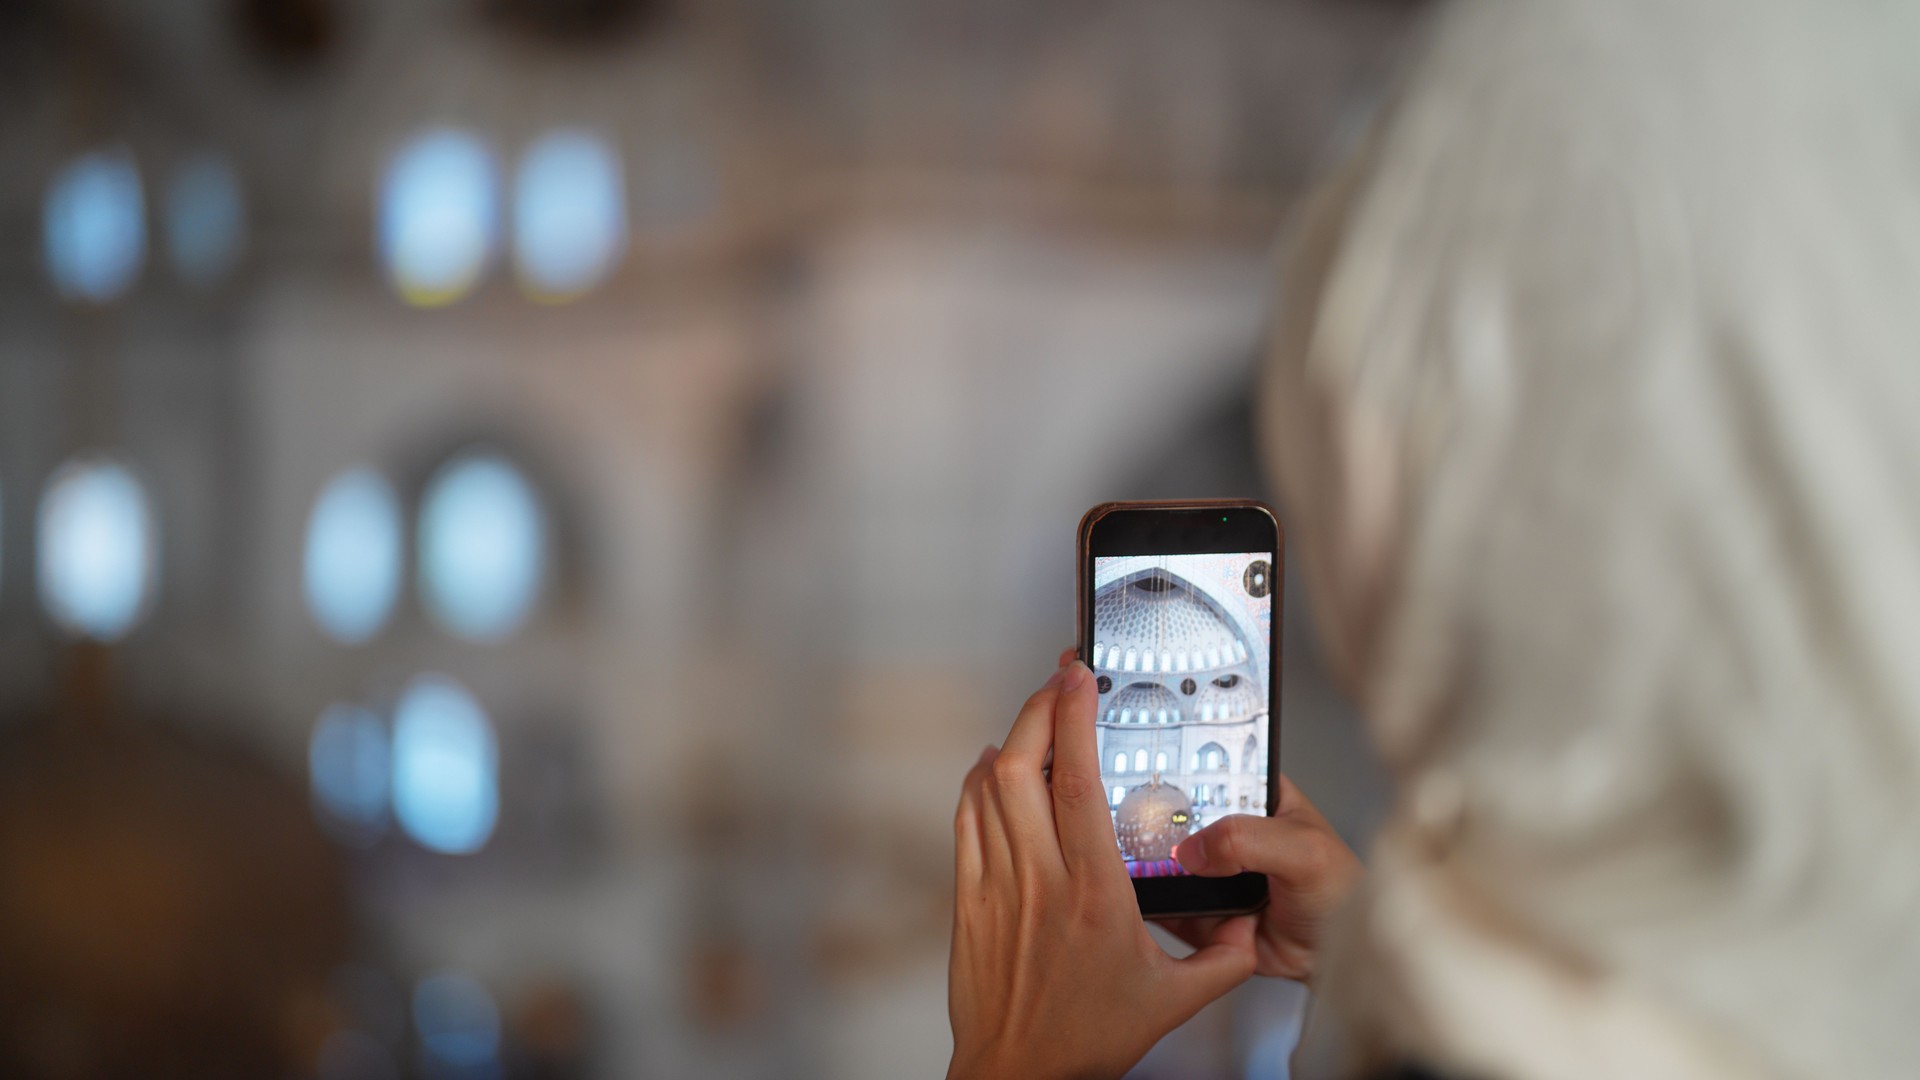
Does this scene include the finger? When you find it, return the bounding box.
[1046,662,1126,879]
[1001,670,1064,764]
[1157,915,1257,1022]
[1175,814,1338,888]
[991,674,1071,878]
[972,749,1017,883]
[954,745,997,891]
[1057,646,1077,668]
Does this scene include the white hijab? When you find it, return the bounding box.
[1263,1,1920,1077]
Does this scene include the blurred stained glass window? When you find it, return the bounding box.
[513,129,627,301]
[44,147,146,303]
[310,703,391,844]
[412,971,501,1069]
[378,128,499,307]
[392,674,498,854]
[165,152,246,288]
[418,452,546,643]
[304,466,403,644]
[37,459,154,640]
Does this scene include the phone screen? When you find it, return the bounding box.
[1091,552,1274,879]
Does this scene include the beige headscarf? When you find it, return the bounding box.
[1262,1,1920,1077]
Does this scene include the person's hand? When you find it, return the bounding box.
[1161,774,1363,983]
[948,659,1257,1080]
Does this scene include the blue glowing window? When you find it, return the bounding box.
[304,467,402,645]
[309,703,390,843]
[165,153,245,288]
[514,129,626,301]
[37,460,154,640]
[44,148,146,303]
[418,453,546,643]
[391,674,498,854]
[378,129,499,307]
[412,972,501,1068]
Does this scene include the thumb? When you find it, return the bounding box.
[1175,814,1319,883]
[1157,914,1256,1020]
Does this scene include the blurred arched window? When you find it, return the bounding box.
[392,674,498,854]
[165,153,246,288]
[37,459,154,640]
[1155,751,1168,772]
[309,702,390,844]
[1113,751,1126,773]
[417,452,547,643]
[1133,748,1148,772]
[513,129,626,301]
[44,147,145,303]
[413,972,501,1070]
[378,128,499,307]
[1110,786,1124,807]
[304,466,403,644]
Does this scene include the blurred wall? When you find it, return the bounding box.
[0,1,1414,1077]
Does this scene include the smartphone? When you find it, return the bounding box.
[1076,500,1279,919]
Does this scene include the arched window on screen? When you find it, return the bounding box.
[1133,748,1147,772]
[1113,752,1127,774]
[1155,751,1167,772]
[1110,786,1124,807]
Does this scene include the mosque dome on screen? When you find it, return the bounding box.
[1193,673,1264,725]
[1105,682,1183,725]
[1115,781,1194,862]
[1090,570,1252,676]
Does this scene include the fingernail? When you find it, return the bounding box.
[1059,660,1089,692]
[1044,666,1067,688]
[1175,838,1208,872]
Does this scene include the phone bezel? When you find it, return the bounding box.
[1076,499,1281,920]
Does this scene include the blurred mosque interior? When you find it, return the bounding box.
[0,1,1408,1077]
